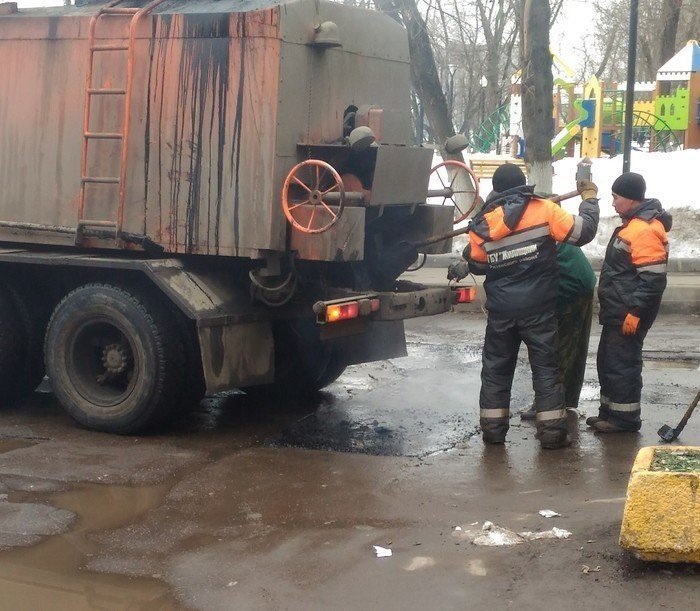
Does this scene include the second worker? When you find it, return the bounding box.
[466,164,599,449]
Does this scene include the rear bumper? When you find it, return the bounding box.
[314,285,453,328]
[375,286,453,320]
[311,285,455,363]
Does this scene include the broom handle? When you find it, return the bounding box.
[551,190,584,203]
[415,189,582,248]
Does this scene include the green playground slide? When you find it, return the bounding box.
[551,99,588,155]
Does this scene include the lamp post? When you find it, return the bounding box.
[622,0,639,172]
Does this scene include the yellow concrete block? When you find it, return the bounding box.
[620,446,700,562]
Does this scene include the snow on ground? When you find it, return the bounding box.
[433,149,700,259]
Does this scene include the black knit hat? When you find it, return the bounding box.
[611,172,646,201]
[492,163,526,193]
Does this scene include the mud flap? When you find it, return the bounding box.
[325,320,407,366]
[198,322,274,394]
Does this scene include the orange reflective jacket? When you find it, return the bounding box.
[598,199,671,328]
[468,186,599,317]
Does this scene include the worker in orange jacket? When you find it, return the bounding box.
[587,172,672,433]
[465,164,599,449]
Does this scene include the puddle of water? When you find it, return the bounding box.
[405,342,482,368]
[0,482,179,609]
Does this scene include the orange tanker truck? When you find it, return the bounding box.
[0,0,477,433]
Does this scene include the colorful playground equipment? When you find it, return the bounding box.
[470,40,700,158]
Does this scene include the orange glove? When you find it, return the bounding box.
[622,313,640,336]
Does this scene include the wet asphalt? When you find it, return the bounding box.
[0,313,698,609]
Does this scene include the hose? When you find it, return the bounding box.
[406,253,427,272]
[248,268,298,307]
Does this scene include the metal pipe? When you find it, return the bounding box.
[323,191,364,204]
[622,0,639,173]
[426,187,454,198]
[0,221,76,234]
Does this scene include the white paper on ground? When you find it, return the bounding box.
[373,545,393,558]
[538,509,561,518]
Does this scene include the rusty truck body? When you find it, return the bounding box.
[0,0,461,433]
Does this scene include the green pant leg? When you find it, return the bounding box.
[557,291,593,408]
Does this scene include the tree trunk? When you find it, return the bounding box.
[521,0,553,192]
[374,0,461,160]
[639,38,655,82]
[658,0,682,66]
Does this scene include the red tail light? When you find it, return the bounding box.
[314,295,381,324]
[325,302,360,323]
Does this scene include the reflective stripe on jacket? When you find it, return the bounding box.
[467,185,599,317]
[598,198,671,328]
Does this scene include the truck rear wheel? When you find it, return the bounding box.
[45,283,184,434]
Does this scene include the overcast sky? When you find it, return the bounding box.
[551,0,599,66]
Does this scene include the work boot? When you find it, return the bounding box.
[591,420,634,434]
[586,415,606,427]
[519,404,536,421]
[539,433,571,450]
[482,432,506,445]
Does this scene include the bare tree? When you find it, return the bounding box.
[658,0,683,65]
[374,0,463,159]
[521,0,553,191]
[585,0,700,83]
[475,0,519,114]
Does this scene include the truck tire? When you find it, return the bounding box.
[6,283,48,400]
[45,283,184,434]
[0,289,23,406]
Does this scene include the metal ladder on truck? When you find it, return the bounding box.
[77,0,167,246]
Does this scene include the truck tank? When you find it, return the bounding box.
[0,0,477,433]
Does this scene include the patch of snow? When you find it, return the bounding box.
[455,521,572,546]
[519,527,572,540]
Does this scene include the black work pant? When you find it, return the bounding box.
[479,310,567,445]
[558,291,594,408]
[596,324,648,431]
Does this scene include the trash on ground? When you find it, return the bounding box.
[538,509,561,518]
[454,526,462,531]
[455,521,572,547]
[470,521,523,547]
[518,527,572,540]
[582,564,601,574]
[373,545,393,558]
